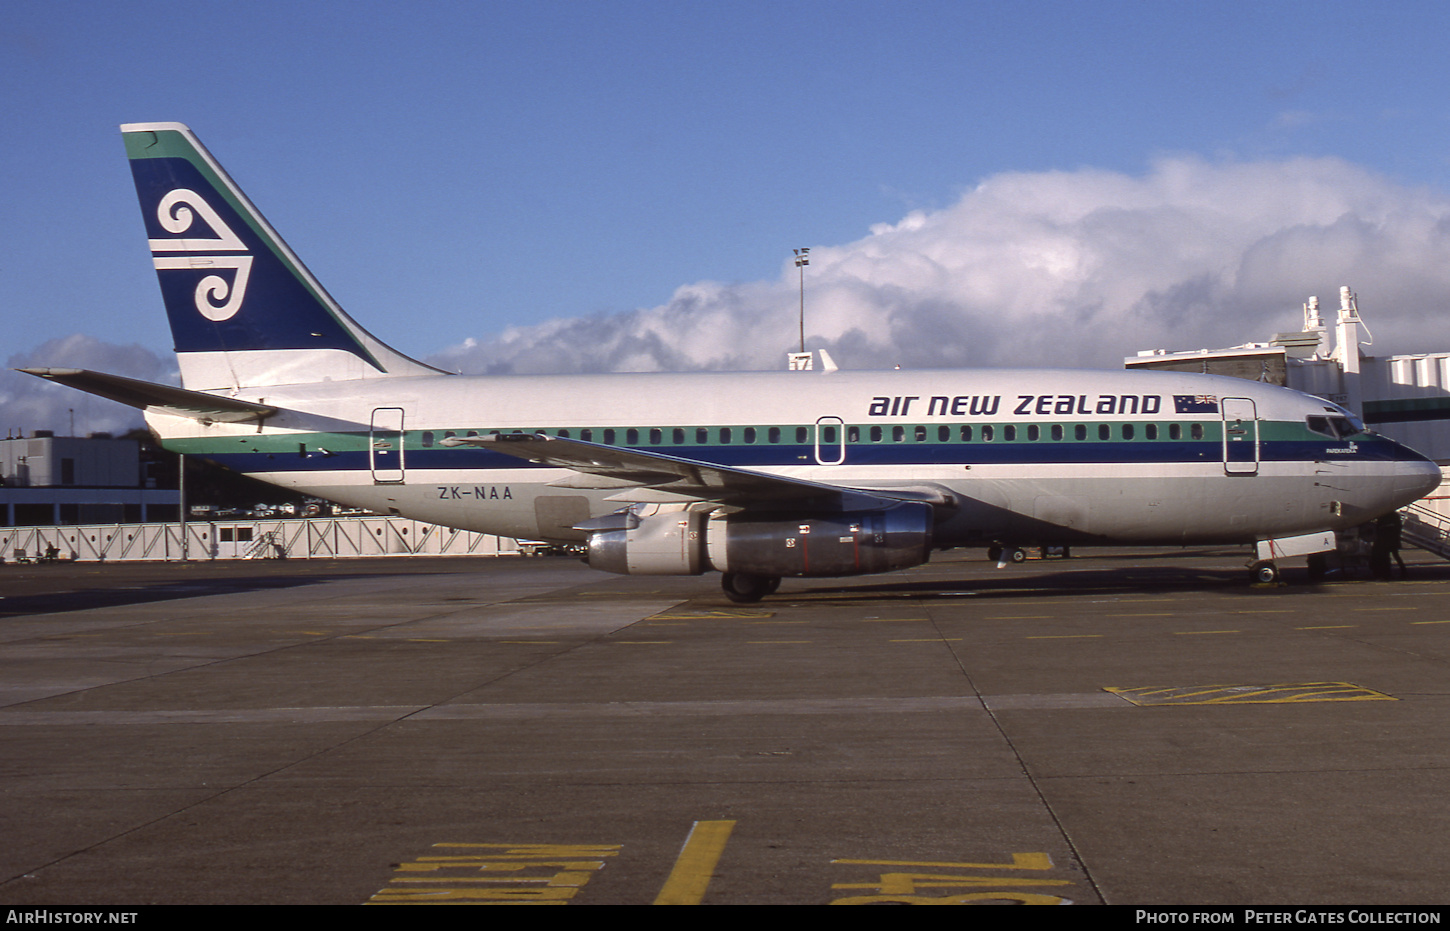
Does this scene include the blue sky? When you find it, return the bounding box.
[6,1,1450,430]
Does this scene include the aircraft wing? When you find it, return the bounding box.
[18,368,277,424]
[449,433,948,512]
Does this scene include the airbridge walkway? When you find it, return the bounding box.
[0,516,521,563]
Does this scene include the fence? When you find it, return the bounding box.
[0,517,522,563]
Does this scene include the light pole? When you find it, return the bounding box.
[793,248,810,353]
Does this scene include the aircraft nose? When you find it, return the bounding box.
[1394,447,1443,505]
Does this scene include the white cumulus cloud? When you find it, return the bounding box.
[428,155,1450,375]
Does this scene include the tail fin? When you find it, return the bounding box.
[121,122,444,390]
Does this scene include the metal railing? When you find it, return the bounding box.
[1402,501,1450,559]
[0,517,522,563]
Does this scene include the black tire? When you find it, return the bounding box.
[1252,561,1278,584]
[722,572,775,603]
[1009,548,1028,563]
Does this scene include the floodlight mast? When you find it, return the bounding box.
[793,247,810,353]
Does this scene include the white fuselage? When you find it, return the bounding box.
[146,366,1441,551]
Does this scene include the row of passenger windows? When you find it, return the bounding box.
[420,422,1208,447]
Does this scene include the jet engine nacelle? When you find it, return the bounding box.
[587,502,934,578]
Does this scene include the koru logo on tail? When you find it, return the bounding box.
[149,189,252,321]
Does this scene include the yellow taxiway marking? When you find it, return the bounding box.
[1106,682,1395,705]
[654,820,736,906]
[746,640,813,644]
[1026,635,1104,639]
[890,638,963,642]
[1354,607,1419,612]
[1174,630,1240,635]
[987,616,1052,620]
[498,640,561,644]
[1412,620,1450,625]
[649,610,773,620]
[1296,625,1356,630]
[862,618,930,622]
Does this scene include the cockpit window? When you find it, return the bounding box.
[1306,414,1361,439]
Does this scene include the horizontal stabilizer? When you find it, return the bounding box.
[18,368,277,424]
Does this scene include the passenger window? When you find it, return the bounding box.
[1004,425,1016,441]
[1074,424,1086,441]
[914,425,927,442]
[1027,425,1040,441]
[1191,423,1203,440]
[1122,424,1135,440]
[626,429,639,445]
[650,428,662,444]
[1098,424,1110,441]
[720,427,732,443]
[1169,423,1181,440]
[603,429,615,444]
[422,431,434,447]
[1052,424,1064,441]
[580,429,592,442]
[871,426,883,443]
[796,427,808,444]
[768,426,781,443]
[557,429,570,438]
[938,425,950,442]
[893,426,905,443]
[673,428,685,444]
[743,427,756,444]
[960,425,973,442]
[1145,424,1157,440]
[847,426,860,443]
[982,425,994,442]
[697,427,709,444]
[822,426,837,444]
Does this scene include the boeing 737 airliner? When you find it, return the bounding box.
[23,123,1442,601]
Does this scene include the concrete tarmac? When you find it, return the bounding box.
[2,548,1449,905]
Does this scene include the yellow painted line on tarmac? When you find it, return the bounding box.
[650,610,773,620]
[1412,620,1450,625]
[498,640,561,644]
[988,616,1051,620]
[1107,682,1395,705]
[890,638,963,642]
[1174,630,1241,635]
[862,618,930,622]
[617,641,673,644]
[1026,635,1104,640]
[1124,613,1176,617]
[1297,625,1356,630]
[654,820,736,906]
[1234,610,1295,614]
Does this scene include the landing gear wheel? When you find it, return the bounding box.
[1009,547,1028,563]
[1251,561,1279,584]
[722,572,777,603]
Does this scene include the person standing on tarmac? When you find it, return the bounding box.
[1370,512,1407,580]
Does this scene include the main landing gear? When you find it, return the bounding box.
[721,572,782,603]
[1250,560,1280,584]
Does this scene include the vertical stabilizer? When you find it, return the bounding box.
[122,122,444,390]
